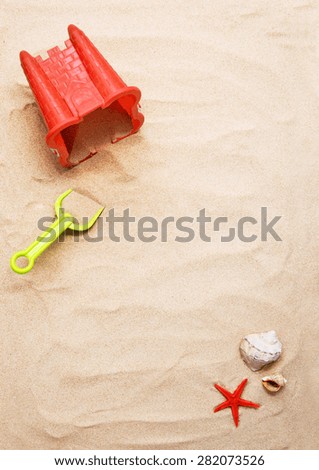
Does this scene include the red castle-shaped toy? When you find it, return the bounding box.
[20,25,144,167]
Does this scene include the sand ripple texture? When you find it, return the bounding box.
[0,0,319,449]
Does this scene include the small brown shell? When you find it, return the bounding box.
[262,374,287,392]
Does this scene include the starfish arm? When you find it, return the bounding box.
[214,383,232,399]
[214,400,230,413]
[231,404,239,427]
[238,398,260,409]
[234,378,248,398]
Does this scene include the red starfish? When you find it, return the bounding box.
[214,378,260,427]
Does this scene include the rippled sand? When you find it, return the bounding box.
[0,0,318,449]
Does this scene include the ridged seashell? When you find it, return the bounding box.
[262,374,287,392]
[239,330,282,371]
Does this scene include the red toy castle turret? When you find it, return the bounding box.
[20,25,144,167]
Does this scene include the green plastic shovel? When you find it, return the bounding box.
[10,189,104,274]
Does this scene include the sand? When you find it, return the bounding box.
[1,0,319,449]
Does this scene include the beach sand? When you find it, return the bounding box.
[0,0,318,449]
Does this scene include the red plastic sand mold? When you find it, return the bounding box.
[20,25,144,168]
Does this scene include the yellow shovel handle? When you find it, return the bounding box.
[10,216,73,274]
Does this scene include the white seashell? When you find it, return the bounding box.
[262,374,287,392]
[239,330,282,371]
